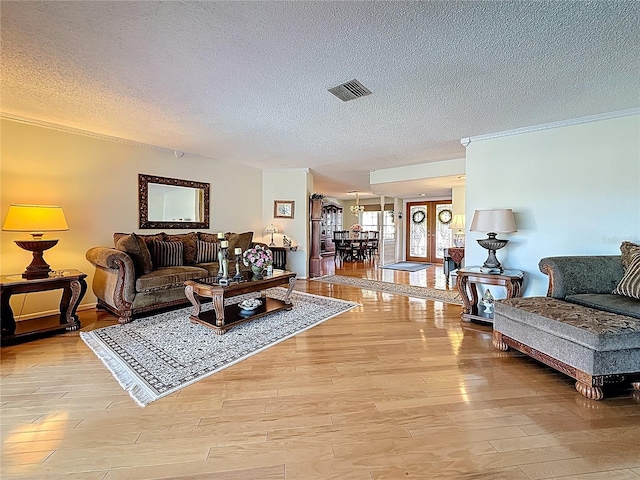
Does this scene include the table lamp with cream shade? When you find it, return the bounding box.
[469,209,517,272]
[264,223,279,247]
[2,204,69,279]
[449,214,466,247]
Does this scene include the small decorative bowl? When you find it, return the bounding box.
[239,299,262,311]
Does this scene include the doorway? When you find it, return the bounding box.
[405,201,453,264]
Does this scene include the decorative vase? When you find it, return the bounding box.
[251,265,263,279]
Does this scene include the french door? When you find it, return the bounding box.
[405,201,453,264]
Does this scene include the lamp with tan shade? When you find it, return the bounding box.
[469,209,517,272]
[449,214,466,247]
[2,204,69,279]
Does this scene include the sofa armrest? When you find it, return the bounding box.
[539,256,624,299]
[86,247,137,315]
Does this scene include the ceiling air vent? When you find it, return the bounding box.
[328,79,372,102]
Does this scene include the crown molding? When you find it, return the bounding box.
[1,113,180,155]
[460,108,640,147]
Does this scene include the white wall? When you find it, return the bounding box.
[452,186,465,215]
[370,158,465,184]
[261,168,310,278]
[465,114,640,297]
[1,119,263,316]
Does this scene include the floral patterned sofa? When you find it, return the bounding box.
[492,244,640,400]
[86,231,263,324]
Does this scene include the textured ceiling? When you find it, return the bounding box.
[2,1,639,199]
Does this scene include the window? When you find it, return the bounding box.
[361,211,378,232]
[360,211,395,240]
[383,210,395,239]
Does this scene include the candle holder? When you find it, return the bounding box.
[233,253,243,281]
[218,246,230,286]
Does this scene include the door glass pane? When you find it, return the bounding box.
[435,203,453,259]
[409,205,427,258]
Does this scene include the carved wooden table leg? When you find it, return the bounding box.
[505,278,524,299]
[1,289,16,336]
[457,275,472,321]
[62,278,87,331]
[185,284,201,318]
[284,277,297,304]
[211,292,225,328]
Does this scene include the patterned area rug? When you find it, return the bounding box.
[380,262,432,272]
[81,288,359,407]
[313,275,462,305]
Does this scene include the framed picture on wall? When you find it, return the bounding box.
[274,200,295,219]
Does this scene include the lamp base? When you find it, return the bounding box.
[453,233,465,247]
[15,239,59,279]
[476,233,508,272]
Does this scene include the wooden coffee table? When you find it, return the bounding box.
[184,269,297,334]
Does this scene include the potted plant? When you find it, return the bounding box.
[242,245,273,279]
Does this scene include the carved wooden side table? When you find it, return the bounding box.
[443,247,465,284]
[1,269,87,345]
[456,267,524,324]
[269,245,298,270]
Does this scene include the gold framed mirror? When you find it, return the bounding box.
[139,174,210,229]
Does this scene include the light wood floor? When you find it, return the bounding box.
[2,258,639,480]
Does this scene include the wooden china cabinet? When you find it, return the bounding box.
[320,204,343,256]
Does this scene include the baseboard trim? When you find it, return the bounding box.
[14,302,97,322]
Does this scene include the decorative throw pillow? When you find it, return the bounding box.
[166,232,198,265]
[621,241,640,270]
[114,232,153,276]
[114,232,165,247]
[152,240,184,268]
[613,253,640,300]
[196,240,219,263]
[198,232,221,243]
[226,231,253,254]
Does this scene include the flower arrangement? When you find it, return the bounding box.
[242,244,273,268]
[350,223,363,232]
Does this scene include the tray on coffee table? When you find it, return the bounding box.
[184,269,297,334]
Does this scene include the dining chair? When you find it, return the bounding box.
[333,230,351,263]
[367,230,380,259]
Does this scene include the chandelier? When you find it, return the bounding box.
[350,193,365,217]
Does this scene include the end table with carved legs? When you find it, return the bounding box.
[1,269,87,345]
[456,267,524,324]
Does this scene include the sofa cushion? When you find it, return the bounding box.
[135,266,208,292]
[152,240,184,268]
[198,232,221,243]
[114,232,153,276]
[196,240,219,263]
[494,297,640,376]
[496,297,640,351]
[613,253,640,301]
[198,262,220,277]
[566,293,640,319]
[621,241,640,270]
[166,232,198,265]
[114,232,165,249]
[227,231,253,254]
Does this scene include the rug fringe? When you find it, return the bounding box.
[81,331,155,408]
